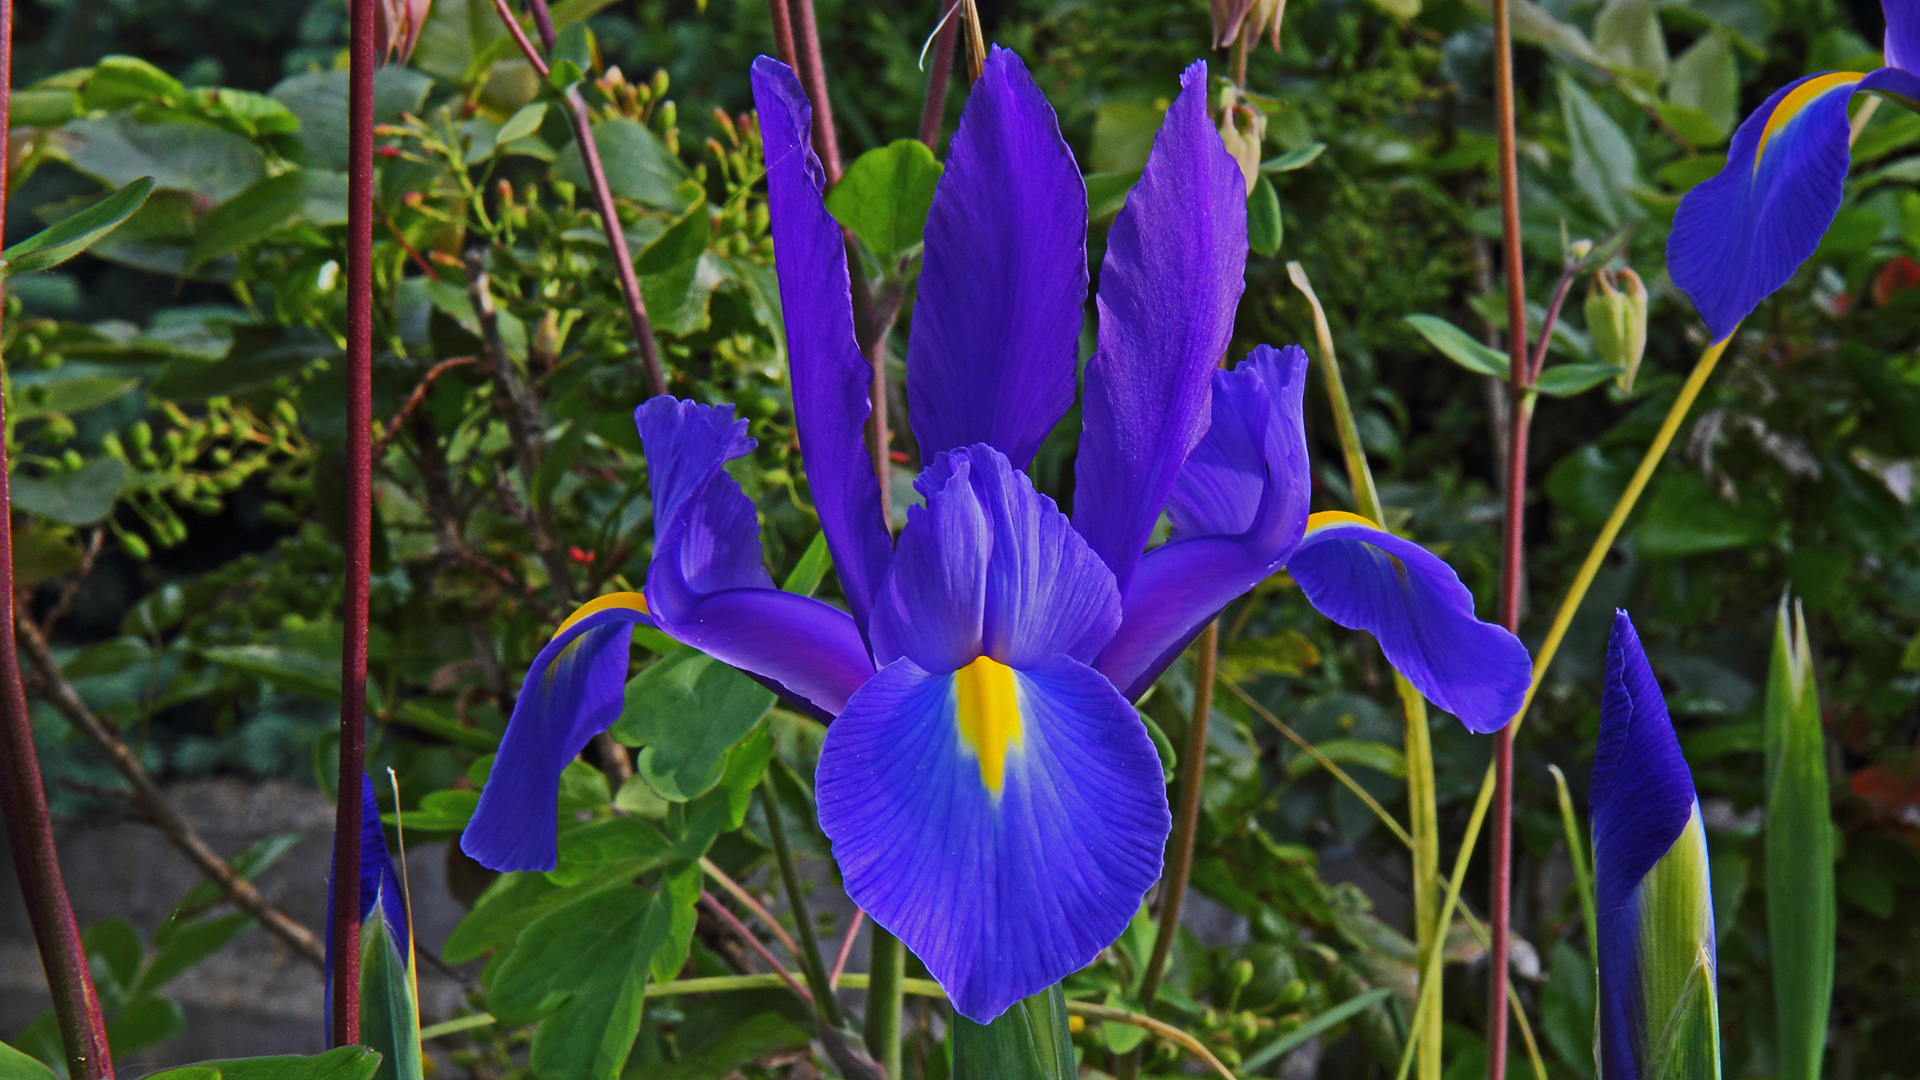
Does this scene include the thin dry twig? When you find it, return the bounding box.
[14,612,327,968]
[828,908,863,989]
[699,890,814,1005]
[38,528,104,638]
[372,356,477,461]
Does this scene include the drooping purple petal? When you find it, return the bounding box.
[1286,515,1530,733]
[1098,345,1310,700]
[904,46,1087,467]
[463,595,654,871]
[328,773,409,1029]
[1073,59,1247,593]
[1888,0,1920,73]
[816,653,1169,1023]
[868,445,1120,673]
[638,396,876,717]
[752,56,892,631]
[1668,71,1864,343]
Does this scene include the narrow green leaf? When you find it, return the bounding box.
[360,914,424,1080]
[1403,314,1509,378]
[1765,596,1834,1080]
[1248,174,1283,258]
[1241,987,1393,1072]
[1284,738,1407,780]
[825,139,944,267]
[1635,810,1722,1080]
[1534,363,1624,397]
[1261,143,1326,172]
[951,984,1076,1080]
[208,1046,384,1080]
[1547,764,1598,965]
[495,102,549,146]
[185,171,309,272]
[1,177,155,277]
[781,531,833,597]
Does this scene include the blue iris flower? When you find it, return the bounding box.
[1668,0,1920,342]
[1592,613,1721,1080]
[462,48,1531,1023]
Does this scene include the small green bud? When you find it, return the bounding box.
[1585,267,1648,392]
[118,531,151,560]
[1277,978,1307,1007]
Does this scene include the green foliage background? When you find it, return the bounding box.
[6,0,1920,1075]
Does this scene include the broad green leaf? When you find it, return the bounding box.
[1764,597,1834,1080]
[1539,942,1596,1080]
[640,253,728,338]
[8,457,129,526]
[489,882,672,1080]
[637,1011,811,1080]
[10,87,79,127]
[613,648,775,802]
[385,789,479,833]
[952,984,1076,1080]
[106,996,186,1056]
[1261,143,1326,172]
[444,872,561,964]
[548,817,674,887]
[58,116,266,204]
[1668,32,1738,141]
[81,56,185,111]
[1593,0,1669,82]
[1635,810,1721,1080]
[143,1069,221,1080]
[1653,103,1727,150]
[1,177,156,278]
[649,862,703,984]
[270,68,434,172]
[554,118,693,210]
[1248,174,1283,257]
[1403,314,1509,378]
[141,912,255,993]
[206,1046,384,1080]
[1559,74,1643,226]
[360,913,424,1080]
[1284,738,1407,780]
[495,102,549,146]
[552,22,596,74]
[185,171,310,271]
[673,722,774,857]
[825,139,944,266]
[1634,471,1769,557]
[1534,363,1624,397]
[0,1041,55,1080]
[83,918,144,989]
[1546,444,1630,527]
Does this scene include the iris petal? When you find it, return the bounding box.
[463,596,654,871]
[1098,345,1311,700]
[328,773,409,1029]
[751,56,892,630]
[1287,516,1529,733]
[905,46,1087,467]
[869,445,1121,673]
[1888,0,1920,73]
[816,653,1169,1023]
[1073,58,1248,592]
[637,396,876,718]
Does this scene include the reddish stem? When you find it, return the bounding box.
[916,0,960,151]
[330,0,377,1047]
[766,0,799,69]
[786,0,842,182]
[1489,0,1528,1069]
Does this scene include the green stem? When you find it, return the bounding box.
[865,926,905,1079]
[760,777,846,1029]
[1286,262,1383,523]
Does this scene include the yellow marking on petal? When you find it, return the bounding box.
[955,656,1023,795]
[555,591,650,637]
[1754,72,1864,172]
[1305,510,1378,532]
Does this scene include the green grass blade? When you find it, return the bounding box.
[1548,764,1598,965]
[1764,596,1834,1080]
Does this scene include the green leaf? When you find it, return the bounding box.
[1539,942,1596,1079]
[1635,811,1722,1080]
[548,817,674,887]
[640,255,727,338]
[81,56,185,111]
[8,457,129,526]
[1548,765,1598,965]
[204,1046,385,1080]
[1248,174,1283,258]
[141,911,255,993]
[1284,738,1407,780]
[781,531,832,597]
[360,914,424,1080]
[0,1040,56,1080]
[1083,169,1140,220]
[1403,314,1509,378]
[444,871,561,965]
[1764,597,1835,1080]
[612,648,775,802]
[83,917,144,989]
[1559,73,1643,226]
[952,984,1076,1080]
[1593,0,1669,82]
[200,643,342,701]
[6,372,142,420]
[495,102,549,146]
[1634,471,1770,557]
[150,323,338,402]
[1261,143,1326,172]
[1653,103,1727,150]
[636,1011,811,1080]
[1533,363,1623,397]
[270,68,434,172]
[1240,987,1394,1072]
[554,118,694,211]
[1,177,155,277]
[386,789,480,834]
[58,115,266,204]
[170,832,304,924]
[106,995,186,1056]
[488,882,671,1080]
[1668,31,1738,142]
[825,139,944,266]
[185,171,310,271]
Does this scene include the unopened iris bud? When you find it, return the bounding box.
[1586,267,1649,392]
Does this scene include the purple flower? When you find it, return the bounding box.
[463,48,1530,1023]
[1668,0,1920,342]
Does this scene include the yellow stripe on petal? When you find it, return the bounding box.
[1755,72,1864,171]
[554,591,650,637]
[955,656,1023,795]
[1305,510,1377,532]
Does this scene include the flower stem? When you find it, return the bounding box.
[1137,623,1218,997]
[330,0,378,1048]
[865,927,905,1079]
[765,0,798,68]
[760,777,846,1029]
[917,0,960,151]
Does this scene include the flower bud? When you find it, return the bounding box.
[1585,267,1648,392]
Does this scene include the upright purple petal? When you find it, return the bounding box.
[816,653,1168,1023]
[1073,59,1247,592]
[869,445,1120,673]
[1888,0,1920,73]
[752,56,892,630]
[638,396,876,718]
[1591,612,1696,920]
[463,595,654,871]
[904,46,1087,467]
[1098,345,1310,699]
[1287,515,1530,733]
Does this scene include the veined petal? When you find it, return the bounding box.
[1074,58,1248,593]
[637,396,876,718]
[1286,514,1529,733]
[1593,612,1719,1080]
[816,653,1169,1023]
[1098,345,1311,700]
[905,46,1087,467]
[1668,71,1870,342]
[870,445,1120,673]
[327,773,409,1028]
[463,595,654,871]
[751,56,892,630]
